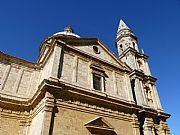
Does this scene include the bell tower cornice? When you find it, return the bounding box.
[119,47,148,60]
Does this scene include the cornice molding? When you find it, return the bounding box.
[119,47,148,60]
[0,79,170,120]
[116,33,137,42]
[57,41,131,73]
[0,51,40,70]
[129,70,157,83]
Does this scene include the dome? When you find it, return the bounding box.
[53,25,80,38]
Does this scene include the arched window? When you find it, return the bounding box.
[137,60,143,71]
[132,42,136,49]
[120,44,123,51]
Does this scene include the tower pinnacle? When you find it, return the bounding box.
[117,19,130,32]
[116,20,138,56]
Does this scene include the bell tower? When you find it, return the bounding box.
[116,20,139,55]
[116,20,163,111]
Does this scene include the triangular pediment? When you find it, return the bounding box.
[57,37,131,71]
[85,117,117,135]
[85,117,112,128]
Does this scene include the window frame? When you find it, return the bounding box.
[92,73,102,91]
[90,63,106,92]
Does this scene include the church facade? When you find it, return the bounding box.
[0,20,170,135]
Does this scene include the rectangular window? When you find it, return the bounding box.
[93,74,101,91]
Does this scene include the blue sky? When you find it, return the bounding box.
[0,0,179,134]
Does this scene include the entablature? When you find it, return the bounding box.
[0,78,170,121]
[129,69,157,84]
[119,47,148,60]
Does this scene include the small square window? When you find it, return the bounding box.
[93,74,101,91]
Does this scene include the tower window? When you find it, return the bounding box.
[120,44,123,52]
[120,44,123,48]
[137,60,143,72]
[131,79,137,104]
[132,42,135,49]
[93,74,101,90]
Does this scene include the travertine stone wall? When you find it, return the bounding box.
[121,52,137,70]
[115,72,127,98]
[0,62,40,98]
[0,29,170,135]
[61,53,75,82]
[0,114,20,135]
[59,49,131,101]
[53,106,134,135]
[39,53,53,83]
[104,68,114,94]
[76,58,89,87]
[74,44,120,66]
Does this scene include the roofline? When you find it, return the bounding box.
[97,39,132,72]
[0,51,40,69]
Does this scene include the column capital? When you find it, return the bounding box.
[159,121,170,135]
[131,114,140,128]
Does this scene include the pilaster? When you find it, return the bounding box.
[0,64,11,91]
[139,79,148,106]
[124,72,134,103]
[134,79,146,106]
[51,45,63,79]
[143,117,154,135]
[152,85,163,111]
[149,84,158,109]
[159,121,170,135]
[19,119,31,135]
[144,60,151,76]
[41,92,55,135]
[131,114,140,135]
